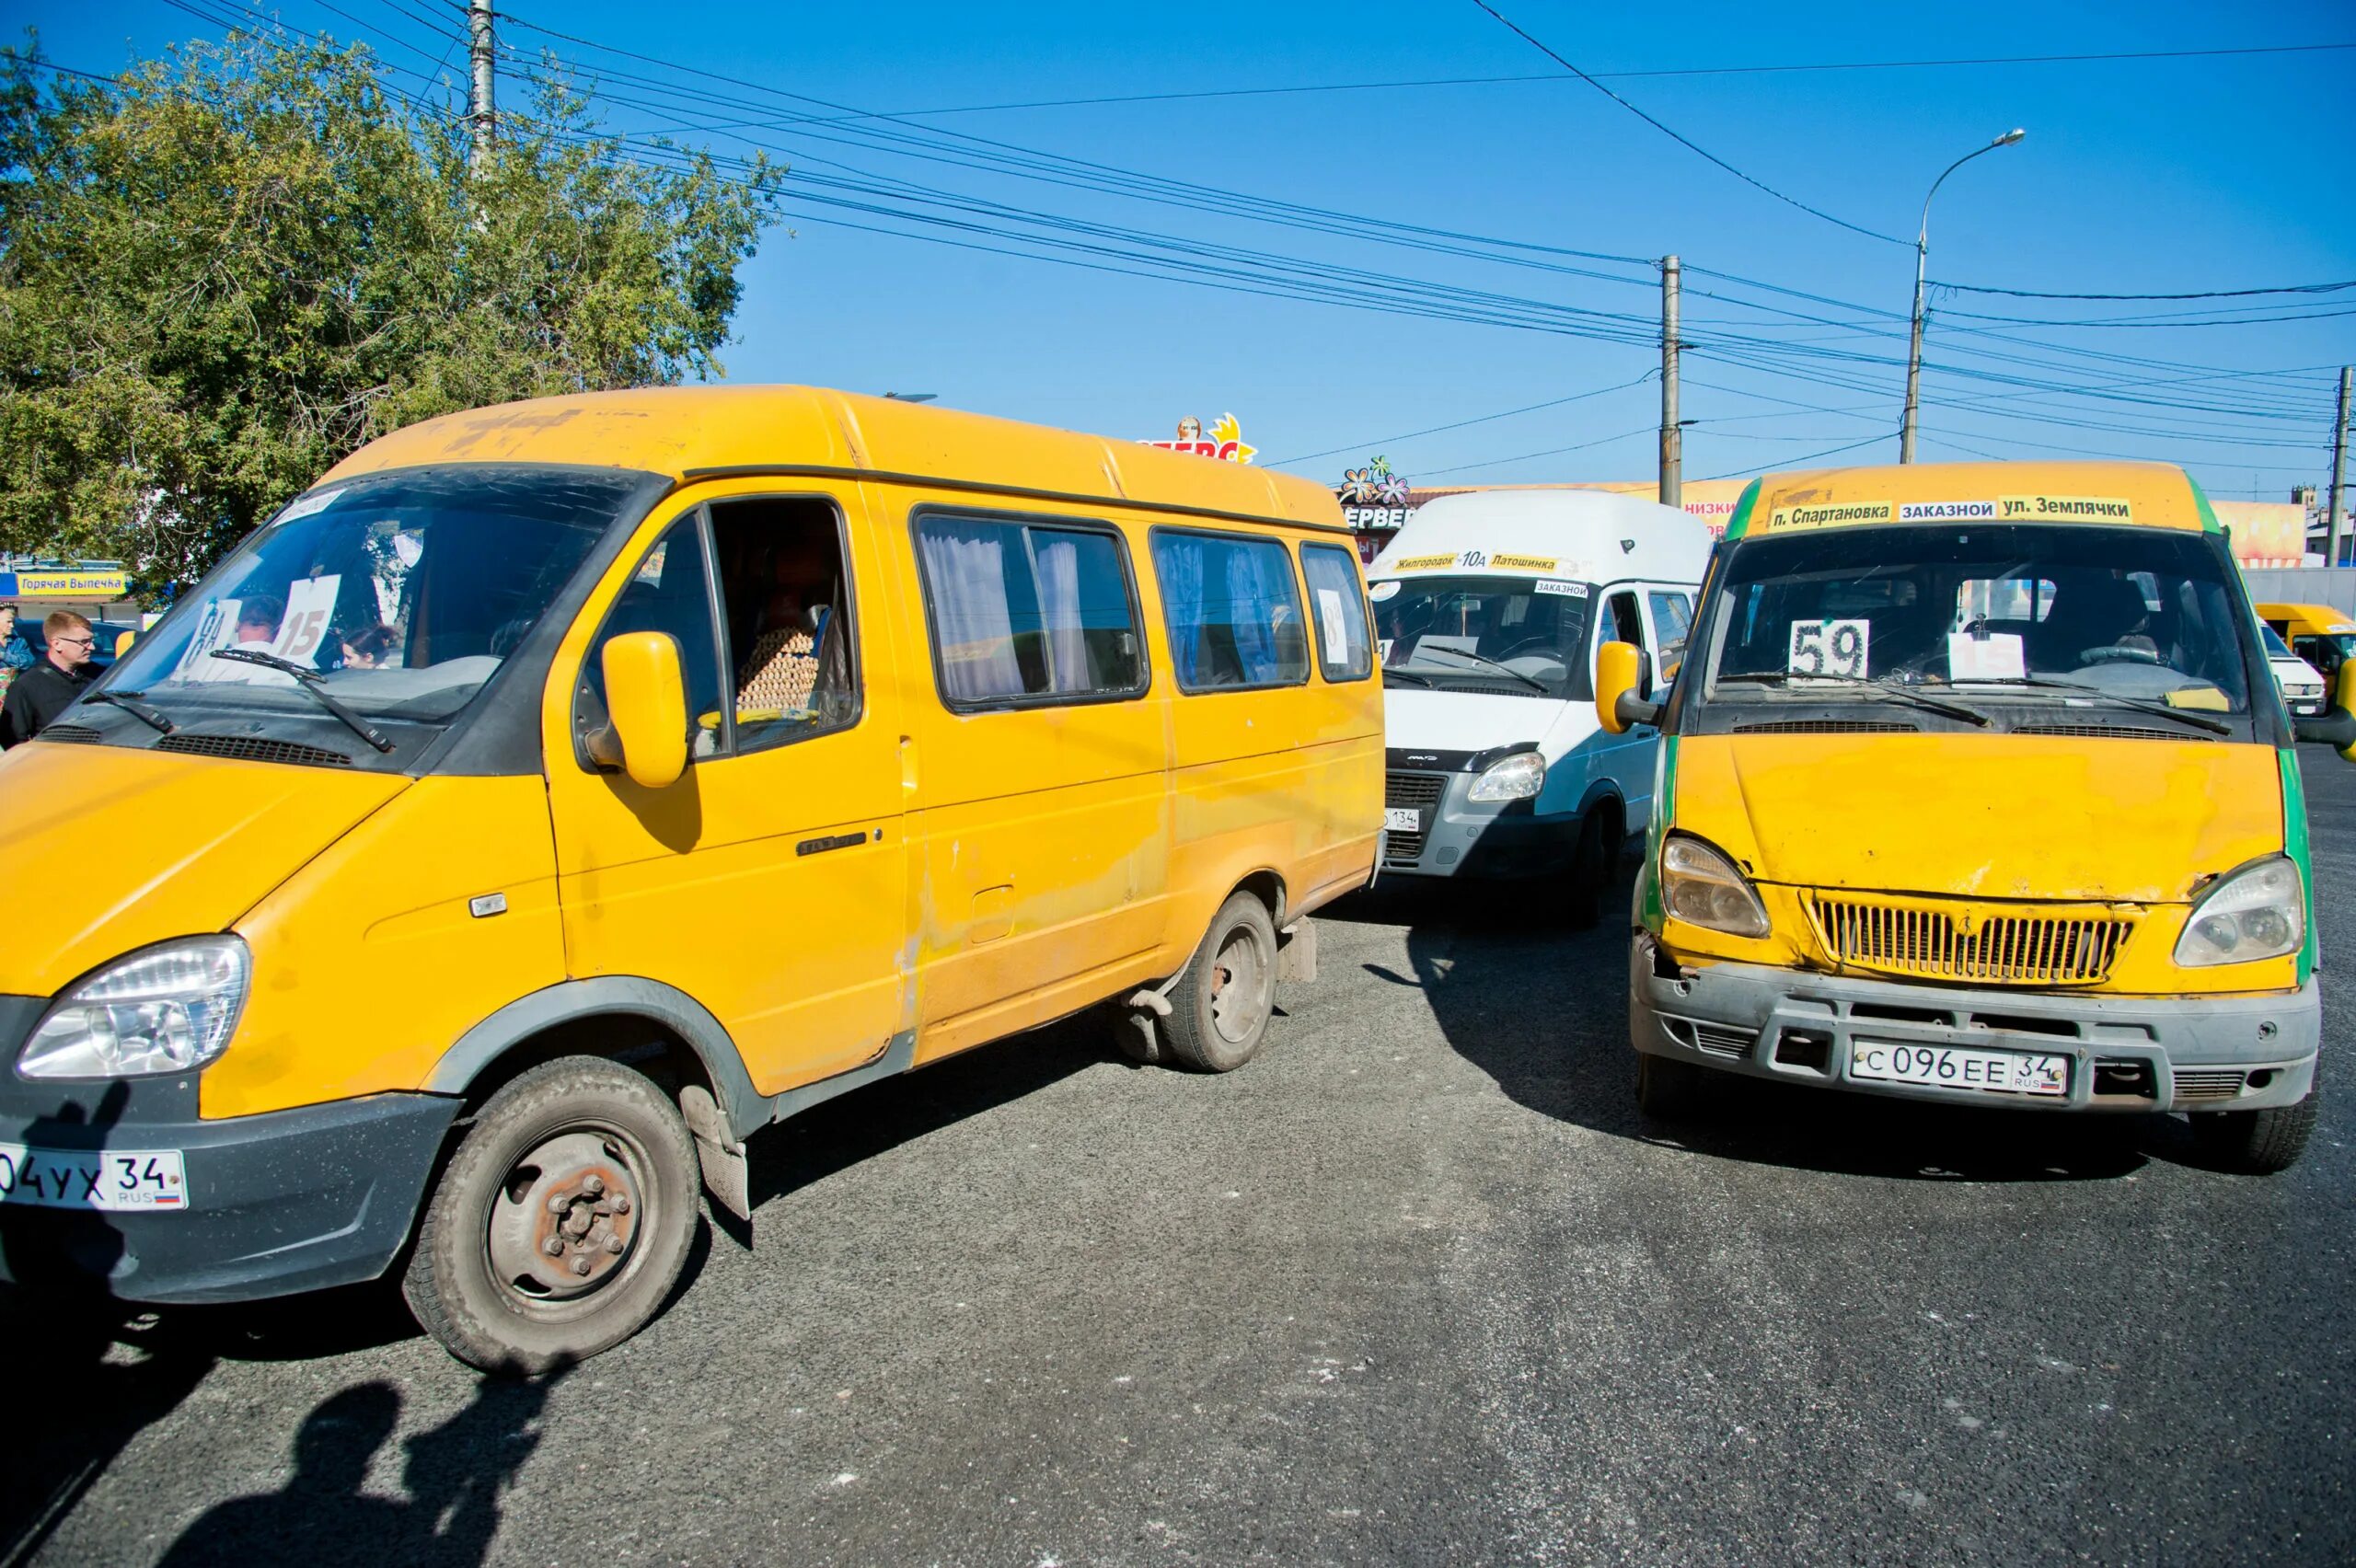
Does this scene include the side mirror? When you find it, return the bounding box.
[1596,640,1661,735]
[113,630,137,658]
[599,631,689,789]
[2295,659,2356,763]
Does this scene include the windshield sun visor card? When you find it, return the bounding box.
[1947,630,2025,682]
[1787,617,1869,679]
[1369,580,1401,601]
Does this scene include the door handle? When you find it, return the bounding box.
[797,831,870,857]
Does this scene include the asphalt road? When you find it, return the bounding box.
[7,756,2354,1568]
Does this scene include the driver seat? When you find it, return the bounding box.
[2034,573,2155,669]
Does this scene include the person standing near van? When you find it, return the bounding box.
[0,603,32,706]
[0,609,98,747]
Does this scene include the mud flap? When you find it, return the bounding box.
[1277,917,1319,984]
[678,1083,751,1228]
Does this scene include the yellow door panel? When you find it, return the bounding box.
[542,485,907,1099]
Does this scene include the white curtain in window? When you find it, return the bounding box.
[1034,534,1089,692]
[920,523,1023,699]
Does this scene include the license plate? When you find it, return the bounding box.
[1384,807,1424,833]
[0,1144,190,1211]
[1848,1041,2067,1098]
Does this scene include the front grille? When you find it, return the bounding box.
[2172,1068,2247,1102]
[2012,724,2212,743]
[1733,720,1916,734]
[33,724,101,744]
[1805,894,2132,986]
[155,733,354,767]
[1384,771,1445,866]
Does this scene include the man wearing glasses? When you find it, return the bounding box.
[0,610,99,748]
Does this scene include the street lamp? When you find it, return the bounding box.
[1900,128,2025,463]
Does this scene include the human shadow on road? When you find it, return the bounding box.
[1334,872,2207,1183]
[157,1366,565,1567]
[745,1011,1115,1210]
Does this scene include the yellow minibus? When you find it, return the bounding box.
[0,386,1382,1369]
[1600,461,2351,1171]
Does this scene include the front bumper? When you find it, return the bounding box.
[0,1072,459,1304]
[1629,932,2318,1113]
[1383,767,1581,880]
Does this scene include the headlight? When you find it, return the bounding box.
[2174,857,2304,968]
[18,937,250,1078]
[1660,835,1771,938]
[1467,751,1545,802]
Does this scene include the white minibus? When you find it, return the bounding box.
[1369,490,1710,921]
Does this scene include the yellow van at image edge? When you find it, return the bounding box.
[0,386,1382,1362]
[1611,461,2327,1144]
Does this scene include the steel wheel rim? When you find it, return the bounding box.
[1209,923,1272,1044]
[484,1124,650,1317]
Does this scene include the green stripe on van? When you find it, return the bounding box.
[1722,478,1763,541]
[2187,475,2224,535]
[1640,735,1679,931]
[2281,747,2316,985]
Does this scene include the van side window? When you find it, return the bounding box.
[710,497,860,754]
[1150,529,1311,691]
[577,514,728,761]
[1646,591,1693,678]
[1602,589,1649,694]
[913,513,1147,709]
[1300,544,1373,682]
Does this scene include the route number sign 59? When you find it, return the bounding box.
[1788,617,1870,680]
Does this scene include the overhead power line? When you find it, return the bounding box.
[1932,278,2356,301]
[786,41,2356,123]
[1266,374,1657,467]
[1465,0,1907,246]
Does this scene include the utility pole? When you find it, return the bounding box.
[2330,365,2352,569]
[468,0,496,172]
[1659,254,1681,508]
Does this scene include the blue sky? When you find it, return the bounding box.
[20,1,2356,500]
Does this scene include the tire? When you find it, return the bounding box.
[1635,1050,1709,1121]
[403,1055,701,1375]
[1161,890,1280,1072]
[2190,1093,2318,1175]
[1564,806,1620,929]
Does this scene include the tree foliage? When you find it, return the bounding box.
[0,33,782,586]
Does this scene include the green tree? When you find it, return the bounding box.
[0,32,782,588]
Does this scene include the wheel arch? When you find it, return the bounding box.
[427,977,767,1142]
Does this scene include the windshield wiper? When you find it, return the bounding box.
[1956,674,2233,737]
[1715,672,1991,727]
[1409,646,1551,695]
[1381,665,1438,687]
[82,688,176,734]
[209,649,397,752]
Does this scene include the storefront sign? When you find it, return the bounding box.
[0,567,128,598]
[1145,413,1257,464]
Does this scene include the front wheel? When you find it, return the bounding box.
[2190,1093,2317,1175]
[403,1056,701,1375]
[1635,1051,1709,1121]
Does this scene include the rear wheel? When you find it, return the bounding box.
[403,1056,700,1375]
[1161,891,1280,1072]
[1635,1050,1708,1121]
[2190,1093,2317,1174]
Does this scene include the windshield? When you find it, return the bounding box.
[2260,624,2297,659]
[1371,573,1592,698]
[1696,524,2256,720]
[108,468,630,725]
